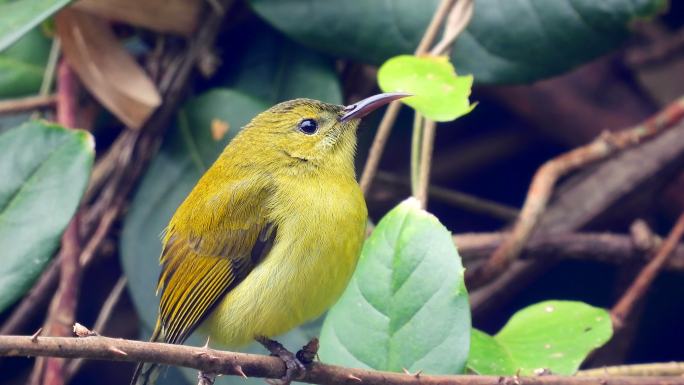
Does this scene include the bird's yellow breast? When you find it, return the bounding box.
[201,172,367,347]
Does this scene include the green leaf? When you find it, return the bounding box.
[467,301,613,375]
[248,0,666,84]
[0,28,51,98]
[319,198,470,374]
[219,23,342,104]
[0,120,94,313]
[0,0,70,52]
[378,55,474,122]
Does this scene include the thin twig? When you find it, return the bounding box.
[2,335,684,385]
[358,102,401,194]
[415,0,456,56]
[578,362,684,377]
[415,119,436,208]
[64,277,128,382]
[359,0,456,195]
[430,0,475,56]
[376,172,519,221]
[466,95,684,290]
[0,94,58,115]
[414,0,473,208]
[611,212,684,330]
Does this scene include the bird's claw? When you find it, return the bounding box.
[257,337,307,385]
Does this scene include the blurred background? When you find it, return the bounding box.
[1,0,684,384]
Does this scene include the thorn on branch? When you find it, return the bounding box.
[31,328,43,342]
[347,373,362,382]
[232,365,247,379]
[107,346,127,356]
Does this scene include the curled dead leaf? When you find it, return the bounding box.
[73,0,201,36]
[56,8,161,129]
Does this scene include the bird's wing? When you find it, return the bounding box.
[155,178,275,345]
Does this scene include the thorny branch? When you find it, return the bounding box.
[2,335,684,385]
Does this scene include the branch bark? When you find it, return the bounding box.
[466,95,684,290]
[455,231,684,271]
[2,335,684,385]
[611,211,684,329]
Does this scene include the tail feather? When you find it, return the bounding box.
[130,324,164,385]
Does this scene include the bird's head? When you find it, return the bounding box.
[237,93,410,174]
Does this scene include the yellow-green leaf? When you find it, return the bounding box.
[378,55,474,122]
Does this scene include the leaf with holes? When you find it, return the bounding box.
[248,0,666,84]
[378,55,475,122]
[0,121,94,313]
[468,301,613,375]
[319,198,470,374]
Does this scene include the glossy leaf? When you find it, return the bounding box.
[0,28,50,98]
[468,301,613,375]
[319,198,470,374]
[248,0,666,84]
[378,55,474,122]
[0,0,70,52]
[0,121,94,313]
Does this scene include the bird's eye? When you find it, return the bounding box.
[298,119,318,135]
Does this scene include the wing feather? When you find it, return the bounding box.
[154,176,275,345]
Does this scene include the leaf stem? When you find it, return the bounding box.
[410,111,424,196]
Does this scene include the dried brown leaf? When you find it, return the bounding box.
[73,0,201,36]
[56,9,161,129]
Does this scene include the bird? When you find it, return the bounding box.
[131,92,410,385]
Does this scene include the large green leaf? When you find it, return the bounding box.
[248,0,666,84]
[219,23,342,105]
[0,120,93,313]
[319,198,470,374]
[468,301,613,375]
[0,28,50,98]
[0,0,70,52]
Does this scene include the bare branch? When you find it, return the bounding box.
[611,211,684,329]
[2,335,684,385]
[466,95,684,290]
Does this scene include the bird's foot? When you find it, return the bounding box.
[257,337,319,385]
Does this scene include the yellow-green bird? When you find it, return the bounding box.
[131,92,409,385]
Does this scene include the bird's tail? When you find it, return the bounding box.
[130,323,164,385]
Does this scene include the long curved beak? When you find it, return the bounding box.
[339,92,412,122]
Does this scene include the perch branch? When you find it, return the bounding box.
[2,335,684,385]
[466,95,684,290]
[578,362,684,377]
[611,211,684,330]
